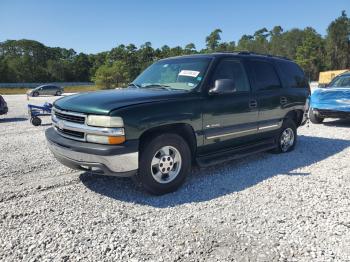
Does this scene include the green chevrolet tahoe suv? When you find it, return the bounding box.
[46,52,309,195]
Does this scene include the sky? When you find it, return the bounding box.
[0,0,349,54]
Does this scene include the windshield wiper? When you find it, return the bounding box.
[127,83,141,88]
[142,84,172,91]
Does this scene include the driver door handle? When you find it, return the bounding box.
[249,99,257,108]
[280,97,288,105]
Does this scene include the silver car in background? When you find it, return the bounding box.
[27,85,64,97]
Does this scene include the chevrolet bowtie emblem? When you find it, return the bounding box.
[58,121,64,130]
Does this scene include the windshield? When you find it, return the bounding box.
[328,75,350,88]
[132,57,211,91]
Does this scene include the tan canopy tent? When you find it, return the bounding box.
[319,69,349,85]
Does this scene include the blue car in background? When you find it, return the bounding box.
[309,72,350,124]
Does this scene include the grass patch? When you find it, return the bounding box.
[0,88,28,95]
[0,85,105,95]
[63,85,103,93]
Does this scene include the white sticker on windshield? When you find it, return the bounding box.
[178,70,200,77]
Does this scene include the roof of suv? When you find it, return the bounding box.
[162,52,292,62]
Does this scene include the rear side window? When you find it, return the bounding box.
[277,60,308,88]
[250,60,281,91]
[211,59,250,92]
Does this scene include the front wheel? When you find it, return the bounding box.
[309,108,324,124]
[135,133,191,195]
[273,119,297,153]
[55,91,62,96]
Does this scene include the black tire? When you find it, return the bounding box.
[273,118,297,153]
[30,116,42,126]
[135,133,191,195]
[33,91,39,97]
[309,108,324,124]
[56,91,62,96]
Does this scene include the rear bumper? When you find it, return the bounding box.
[313,108,350,119]
[45,128,138,177]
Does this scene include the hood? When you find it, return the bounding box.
[311,87,350,111]
[54,88,189,114]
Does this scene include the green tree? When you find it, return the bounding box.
[269,26,284,55]
[237,34,254,51]
[184,43,196,54]
[93,61,129,88]
[71,53,92,81]
[216,41,235,52]
[295,27,325,80]
[252,28,270,53]
[138,42,154,70]
[89,51,108,79]
[325,10,350,69]
[205,29,222,51]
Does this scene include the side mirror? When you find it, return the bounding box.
[209,79,236,95]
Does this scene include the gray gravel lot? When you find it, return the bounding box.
[1,94,350,261]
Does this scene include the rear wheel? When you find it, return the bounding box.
[309,108,324,124]
[273,118,297,153]
[135,133,191,195]
[55,90,62,96]
[30,116,42,126]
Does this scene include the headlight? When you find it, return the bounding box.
[86,115,124,127]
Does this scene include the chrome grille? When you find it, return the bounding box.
[51,106,124,142]
[54,110,85,124]
[52,107,87,141]
[57,128,85,139]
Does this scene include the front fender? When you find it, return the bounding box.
[110,95,203,141]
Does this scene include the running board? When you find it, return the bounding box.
[196,139,277,168]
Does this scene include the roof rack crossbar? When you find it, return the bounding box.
[215,51,291,61]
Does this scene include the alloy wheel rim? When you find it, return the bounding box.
[151,146,182,184]
[280,128,295,152]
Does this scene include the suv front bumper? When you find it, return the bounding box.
[45,127,138,177]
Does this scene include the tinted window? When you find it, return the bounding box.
[211,59,250,92]
[277,60,308,88]
[251,60,281,90]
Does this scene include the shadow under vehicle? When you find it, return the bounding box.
[79,135,349,207]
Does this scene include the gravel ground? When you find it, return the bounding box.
[1,94,350,261]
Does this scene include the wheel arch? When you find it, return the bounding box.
[139,123,197,160]
[284,109,304,127]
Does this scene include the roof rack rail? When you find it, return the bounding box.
[237,51,251,55]
[212,51,291,61]
[265,53,291,61]
[229,51,292,61]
